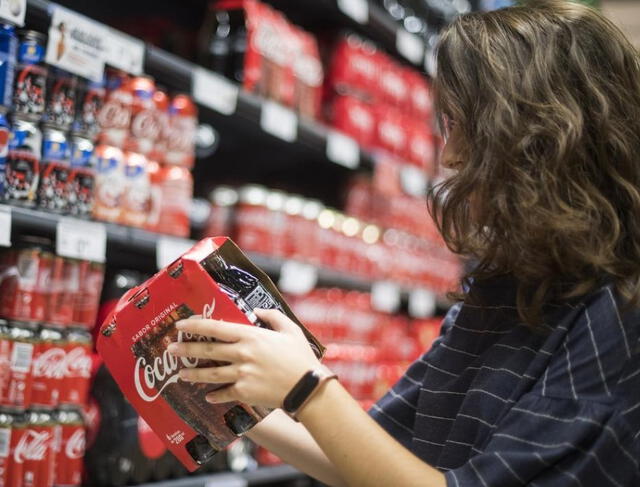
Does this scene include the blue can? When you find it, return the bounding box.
[69,134,94,167]
[0,109,10,200]
[0,25,17,110]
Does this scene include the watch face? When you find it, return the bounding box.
[283,370,321,413]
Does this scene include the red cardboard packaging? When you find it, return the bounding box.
[96,237,324,471]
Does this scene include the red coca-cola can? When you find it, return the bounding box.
[53,409,84,487]
[151,163,193,238]
[59,329,92,407]
[148,88,170,163]
[4,410,26,487]
[31,327,65,408]
[97,68,132,149]
[0,323,36,409]
[16,409,55,487]
[0,409,13,486]
[0,237,54,324]
[120,151,151,228]
[124,76,159,156]
[49,258,80,328]
[72,261,104,329]
[163,93,197,168]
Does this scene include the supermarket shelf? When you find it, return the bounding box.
[136,465,306,487]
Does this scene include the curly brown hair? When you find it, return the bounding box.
[428,0,640,325]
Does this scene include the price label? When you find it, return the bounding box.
[424,46,437,77]
[193,68,239,116]
[278,261,318,296]
[337,0,369,24]
[371,281,401,313]
[46,5,107,82]
[0,205,11,247]
[396,29,425,65]
[327,131,360,169]
[400,166,428,197]
[104,28,145,75]
[409,288,436,318]
[0,0,26,27]
[156,237,196,269]
[56,218,106,263]
[260,101,298,142]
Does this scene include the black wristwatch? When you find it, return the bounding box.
[282,367,338,420]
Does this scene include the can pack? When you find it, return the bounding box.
[92,144,125,223]
[120,151,150,228]
[97,237,325,471]
[163,94,197,168]
[97,69,131,149]
[0,322,36,409]
[0,24,17,110]
[124,76,160,156]
[13,30,47,119]
[6,116,41,205]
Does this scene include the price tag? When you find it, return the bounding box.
[0,0,26,27]
[327,131,360,169]
[260,100,298,142]
[396,29,425,65]
[409,288,436,318]
[0,205,11,247]
[400,166,428,197]
[193,68,239,116]
[104,28,145,75]
[337,0,369,24]
[278,261,318,296]
[371,281,401,313]
[424,46,437,77]
[156,237,196,269]
[46,5,107,82]
[56,218,106,263]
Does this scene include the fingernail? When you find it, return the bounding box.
[175,320,187,329]
[205,395,216,403]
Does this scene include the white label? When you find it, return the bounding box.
[104,28,145,75]
[204,474,247,487]
[0,0,26,27]
[371,281,401,313]
[396,29,425,65]
[0,428,10,458]
[409,288,436,318]
[193,68,239,116]
[278,261,318,296]
[56,218,107,263]
[10,342,33,373]
[327,131,360,169]
[424,45,437,77]
[46,5,107,82]
[400,166,428,197]
[337,0,369,24]
[260,101,298,142]
[0,205,10,247]
[156,237,195,269]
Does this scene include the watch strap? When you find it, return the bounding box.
[282,366,337,420]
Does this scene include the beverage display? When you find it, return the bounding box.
[6,116,41,205]
[67,134,95,217]
[43,68,77,129]
[38,126,69,212]
[72,77,105,139]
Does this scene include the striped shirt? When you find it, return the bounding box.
[370,277,640,486]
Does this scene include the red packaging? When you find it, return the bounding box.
[204,187,239,239]
[120,152,151,228]
[0,323,36,409]
[16,410,55,487]
[329,95,376,149]
[234,185,271,255]
[0,243,43,324]
[59,329,92,407]
[375,107,408,158]
[149,164,193,238]
[148,88,170,164]
[163,94,197,169]
[292,29,323,119]
[404,69,432,120]
[0,410,13,487]
[378,56,408,109]
[97,69,132,149]
[49,258,80,328]
[124,76,160,156]
[31,327,65,408]
[53,409,84,487]
[97,237,324,471]
[92,144,126,223]
[5,411,26,487]
[327,34,379,100]
[407,122,434,171]
[72,262,105,329]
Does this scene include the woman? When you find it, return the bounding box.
[168,1,640,485]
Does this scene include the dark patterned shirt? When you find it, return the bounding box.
[370,278,640,486]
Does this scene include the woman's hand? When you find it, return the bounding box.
[167,309,321,408]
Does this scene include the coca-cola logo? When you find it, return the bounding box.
[65,429,85,460]
[166,117,196,153]
[64,347,92,378]
[33,348,66,378]
[131,109,161,141]
[133,299,216,402]
[98,96,131,130]
[14,430,50,463]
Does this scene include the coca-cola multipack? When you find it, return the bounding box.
[97,237,324,471]
[198,0,323,119]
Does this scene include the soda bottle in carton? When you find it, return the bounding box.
[97,237,324,471]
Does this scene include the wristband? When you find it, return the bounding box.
[282,367,337,420]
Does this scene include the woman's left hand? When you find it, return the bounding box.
[167,309,321,408]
